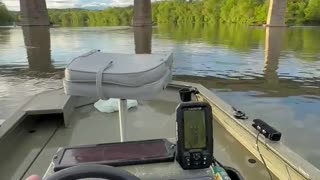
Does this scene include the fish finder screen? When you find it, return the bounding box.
[184,110,206,149]
[59,141,168,166]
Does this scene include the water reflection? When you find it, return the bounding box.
[263,27,285,84]
[22,26,53,72]
[157,24,320,62]
[0,28,11,45]
[134,26,152,54]
[284,27,320,62]
[170,24,319,97]
[157,23,264,52]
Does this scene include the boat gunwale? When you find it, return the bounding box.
[171,80,320,180]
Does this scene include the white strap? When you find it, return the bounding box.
[96,61,113,99]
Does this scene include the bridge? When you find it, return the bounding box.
[19,0,286,27]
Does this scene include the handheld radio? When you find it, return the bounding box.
[176,102,213,170]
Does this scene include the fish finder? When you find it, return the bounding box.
[176,102,213,170]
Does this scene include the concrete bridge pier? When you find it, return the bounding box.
[19,0,50,26]
[266,0,287,27]
[134,26,152,54]
[22,26,53,72]
[133,0,152,54]
[133,0,152,27]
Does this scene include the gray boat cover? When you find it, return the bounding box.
[64,50,173,100]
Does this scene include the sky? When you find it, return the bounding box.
[0,0,147,11]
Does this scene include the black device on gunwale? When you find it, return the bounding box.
[252,119,282,141]
[176,102,213,170]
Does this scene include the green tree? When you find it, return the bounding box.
[220,0,237,23]
[59,12,72,26]
[0,2,13,25]
[254,1,268,24]
[157,2,178,24]
[49,12,62,24]
[286,0,308,25]
[202,0,222,24]
[305,0,320,23]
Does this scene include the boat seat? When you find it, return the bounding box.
[64,50,173,100]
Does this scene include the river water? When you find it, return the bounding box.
[0,24,319,168]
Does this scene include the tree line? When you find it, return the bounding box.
[48,7,133,26]
[0,2,14,25]
[1,0,320,26]
[48,0,320,26]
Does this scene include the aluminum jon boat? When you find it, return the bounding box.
[0,51,319,180]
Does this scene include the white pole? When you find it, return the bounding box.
[119,99,127,142]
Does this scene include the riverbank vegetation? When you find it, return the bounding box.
[48,7,133,26]
[0,2,14,25]
[1,0,320,26]
[47,0,320,26]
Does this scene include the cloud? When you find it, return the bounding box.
[47,0,80,9]
[109,0,133,7]
[1,0,163,11]
[1,0,134,11]
[1,0,20,11]
[79,0,111,9]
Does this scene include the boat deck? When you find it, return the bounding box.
[0,87,273,180]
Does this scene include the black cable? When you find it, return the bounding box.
[212,156,226,169]
[195,94,199,101]
[75,102,94,109]
[256,132,273,180]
